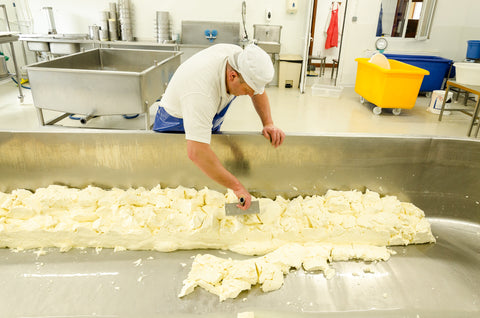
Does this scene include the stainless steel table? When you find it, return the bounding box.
[308,55,326,76]
[0,33,24,103]
[0,4,24,102]
[438,80,480,137]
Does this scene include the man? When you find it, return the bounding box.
[153,43,285,210]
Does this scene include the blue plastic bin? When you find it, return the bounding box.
[384,54,453,92]
[467,40,480,59]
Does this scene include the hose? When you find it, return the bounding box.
[68,114,82,120]
[10,75,31,89]
[4,60,30,89]
[68,114,140,121]
[122,114,139,119]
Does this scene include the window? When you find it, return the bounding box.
[377,0,437,40]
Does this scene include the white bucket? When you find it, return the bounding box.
[427,90,453,115]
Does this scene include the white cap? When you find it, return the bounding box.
[228,44,274,95]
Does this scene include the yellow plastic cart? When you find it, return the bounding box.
[355,57,429,115]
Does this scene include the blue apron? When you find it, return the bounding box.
[153,97,236,133]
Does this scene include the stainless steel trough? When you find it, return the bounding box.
[26,48,182,129]
[0,132,478,317]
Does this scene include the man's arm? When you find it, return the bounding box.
[187,140,251,209]
[251,92,285,148]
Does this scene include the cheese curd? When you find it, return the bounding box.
[179,243,393,301]
[0,185,435,301]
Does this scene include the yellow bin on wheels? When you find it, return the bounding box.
[354,57,429,115]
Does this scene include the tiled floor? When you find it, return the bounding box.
[0,74,477,138]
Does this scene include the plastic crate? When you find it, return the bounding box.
[384,54,453,92]
[454,62,480,86]
[311,84,343,98]
[466,40,480,59]
[355,57,429,110]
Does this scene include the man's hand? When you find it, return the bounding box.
[251,92,285,148]
[262,124,285,148]
[232,186,251,210]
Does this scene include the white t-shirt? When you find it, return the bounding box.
[160,44,241,144]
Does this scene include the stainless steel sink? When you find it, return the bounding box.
[26,41,50,52]
[21,33,88,40]
[21,33,88,54]
[49,42,81,55]
[254,24,282,54]
[255,40,281,54]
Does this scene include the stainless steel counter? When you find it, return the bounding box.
[0,132,479,317]
[20,34,179,47]
[21,34,179,57]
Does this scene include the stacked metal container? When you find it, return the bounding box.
[98,1,133,42]
[108,2,118,41]
[118,0,133,41]
[99,11,109,41]
[155,11,171,43]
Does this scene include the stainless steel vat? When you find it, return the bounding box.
[26,48,182,129]
[0,132,478,317]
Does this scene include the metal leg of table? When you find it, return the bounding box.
[35,108,45,126]
[145,111,150,130]
[9,42,24,103]
[308,56,326,77]
[469,97,480,137]
[334,61,340,86]
[438,84,451,122]
[35,110,73,127]
[45,113,70,126]
[331,59,338,79]
[320,57,326,76]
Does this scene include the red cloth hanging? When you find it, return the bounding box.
[325,5,339,49]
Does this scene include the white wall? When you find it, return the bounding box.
[2,0,480,86]
[24,0,308,55]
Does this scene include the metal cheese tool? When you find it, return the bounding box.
[225,197,260,216]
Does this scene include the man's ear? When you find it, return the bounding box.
[228,70,239,81]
